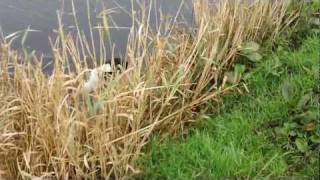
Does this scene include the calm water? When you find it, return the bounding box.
[0,0,194,59]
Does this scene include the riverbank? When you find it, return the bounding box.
[0,1,316,179]
[136,33,319,179]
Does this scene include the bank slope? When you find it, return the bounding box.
[137,35,319,179]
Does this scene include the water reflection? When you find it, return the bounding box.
[0,0,194,59]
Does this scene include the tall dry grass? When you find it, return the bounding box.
[0,0,301,179]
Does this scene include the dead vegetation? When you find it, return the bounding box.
[0,0,302,179]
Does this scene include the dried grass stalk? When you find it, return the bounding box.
[0,0,301,179]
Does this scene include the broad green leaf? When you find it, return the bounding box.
[295,138,309,153]
[245,52,262,62]
[240,41,260,54]
[235,64,246,75]
[226,64,246,83]
[234,64,246,82]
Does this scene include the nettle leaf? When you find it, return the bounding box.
[295,138,309,153]
[245,52,263,62]
[240,41,260,54]
[239,41,262,63]
[296,93,312,110]
[235,64,246,75]
[281,81,294,102]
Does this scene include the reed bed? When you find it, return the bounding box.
[0,0,301,179]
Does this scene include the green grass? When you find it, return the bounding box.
[136,35,319,179]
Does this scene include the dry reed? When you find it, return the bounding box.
[0,0,301,179]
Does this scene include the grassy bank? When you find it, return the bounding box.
[137,34,319,179]
[0,0,314,179]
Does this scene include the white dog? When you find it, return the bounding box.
[83,64,113,93]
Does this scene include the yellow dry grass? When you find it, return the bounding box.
[0,0,301,179]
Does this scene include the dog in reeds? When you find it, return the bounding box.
[73,58,130,118]
[83,58,128,93]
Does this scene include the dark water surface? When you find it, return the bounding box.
[0,0,194,59]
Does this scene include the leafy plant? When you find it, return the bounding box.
[225,64,246,84]
[0,0,305,179]
[239,41,263,62]
[263,56,284,78]
[274,90,319,160]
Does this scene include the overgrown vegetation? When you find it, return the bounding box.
[137,34,319,179]
[0,0,313,179]
[136,3,320,178]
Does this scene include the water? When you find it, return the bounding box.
[0,0,194,60]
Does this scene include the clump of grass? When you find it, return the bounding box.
[136,34,320,179]
[0,0,301,179]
